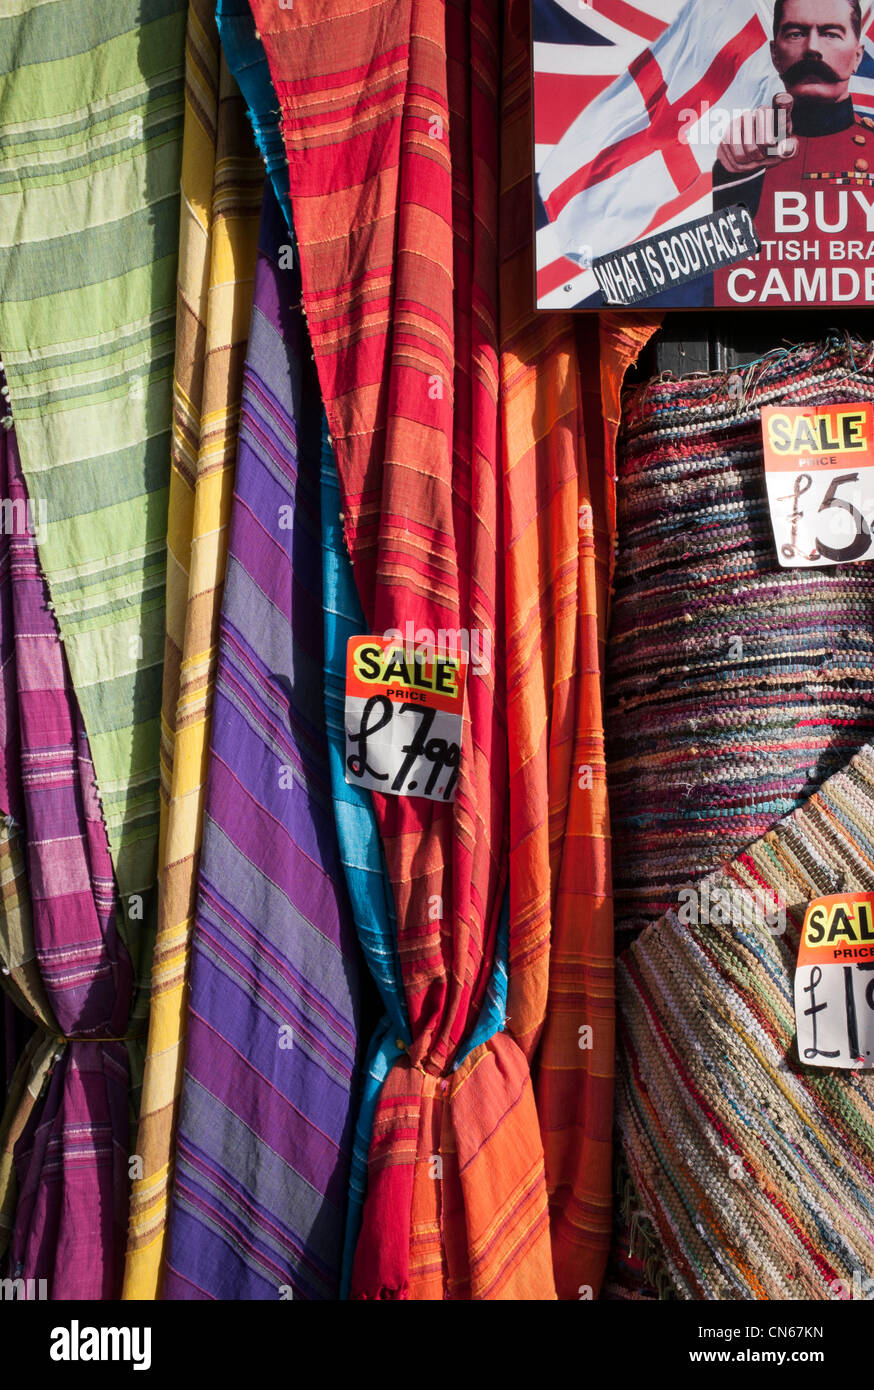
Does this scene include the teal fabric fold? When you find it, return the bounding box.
[215,0,294,230]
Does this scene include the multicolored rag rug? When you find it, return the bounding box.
[123,0,264,1301]
[160,183,362,1301]
[607,339,874,945]
[249,0,559,1300]
[0,424,133,1299]
[617,740,874,1299]
[611,339,874,1298]
[0,0,188,912]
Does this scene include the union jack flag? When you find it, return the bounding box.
[534,0,874,309]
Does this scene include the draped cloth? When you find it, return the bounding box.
[123,0,263,1300]
[213,2,402,1298]
[249,0,553,1299]
[0,0,188,1296]
[0,425,133,1298]
[160,183,362,1300]
[0,0,187,910]
[499,6,660,1299]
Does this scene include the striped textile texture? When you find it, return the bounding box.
[606,340,874,946]
[161,183,362,1301]
[250,0,557,1300]
[617,738,874,1299]
[216,0,293,230]
[500,6,660,1299]
[214,6,404,1299]
[0,423,133,1298]
[123,0,264,1300]
[0,0,187,918]
[320,428,409,1298]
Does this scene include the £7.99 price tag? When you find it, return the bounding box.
[761,403,874,568]
[794,892,874,1069]
[344,636,465,802]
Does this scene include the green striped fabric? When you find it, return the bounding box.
[0,1,187,938]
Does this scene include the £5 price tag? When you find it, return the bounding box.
[761,402,874,567]
[344,636,465,802]
[794,892,874,1069]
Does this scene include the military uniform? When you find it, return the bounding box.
[712,95,874,306]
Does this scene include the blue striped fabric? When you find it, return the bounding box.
[216,0,293,230]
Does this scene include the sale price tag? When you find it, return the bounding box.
[344,635,466,802]
[794,892,874,1069]
[761,403,874,568]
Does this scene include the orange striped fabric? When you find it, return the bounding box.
[122,0,263,1298]
[500,10,660,1299]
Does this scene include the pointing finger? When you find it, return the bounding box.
[774,91,794,139]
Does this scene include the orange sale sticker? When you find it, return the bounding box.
[344,636,466,802]
[761,403,874,568]
[795,892,874,1069]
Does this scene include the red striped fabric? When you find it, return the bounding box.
[249,0,557,1299]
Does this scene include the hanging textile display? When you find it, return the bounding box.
[0,0,188,1301]
[612,338,874,1298]
[160,183,363,1301]
[216,0,405,1300]
[214,0,293,230]
[249,0,557,1300]
[0,424,133,1298]
[0,0,188,910]
[500,2,660,1299]
[123,0,264,1300]
[320,435,409,1296]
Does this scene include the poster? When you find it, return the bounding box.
[534,0,874,309]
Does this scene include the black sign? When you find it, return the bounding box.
[591,205,760,307]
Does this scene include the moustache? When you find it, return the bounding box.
[784,56,842,85]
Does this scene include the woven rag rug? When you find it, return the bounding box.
[160,182,363,1301]
[611,340,874,1298]
[123,0,264,1300]
[607,339,874,946]
[617,743,874,1299]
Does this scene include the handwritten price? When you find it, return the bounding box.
[796,961,874,1068]
[345,697,461,801]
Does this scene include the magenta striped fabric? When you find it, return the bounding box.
[0,420,133,1298]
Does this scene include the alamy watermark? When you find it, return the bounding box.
[0,496,47,545]
[677,880,786,936]
[678,101,792,153]
[382,621,492,677]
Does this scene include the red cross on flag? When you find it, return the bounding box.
[536,0,778,306]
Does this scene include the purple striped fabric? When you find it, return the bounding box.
[0,421,133,1299]
[161,185,362,1301]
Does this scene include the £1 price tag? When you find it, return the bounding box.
[761,403,874,567]
[344,635,465,802]
[794,892,874,1069]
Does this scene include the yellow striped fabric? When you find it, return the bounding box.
[122,0,263,1299]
